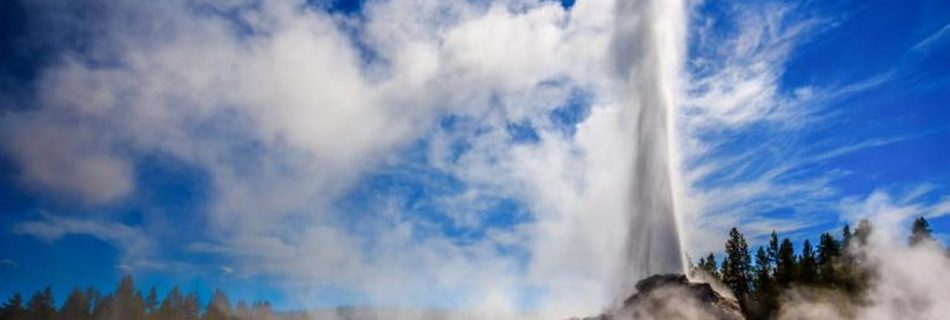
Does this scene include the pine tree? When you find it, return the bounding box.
[752,247,772,293]
[84,288,101,315]
[751,246,776,319]
[27,287,57,320]
[203,289,232,320]
[699,253,719,278]
[775,238,796,288]
[817,233,840,285]
[799,239,818,284]
[721,228,751,306]
[251,301,273,320]
[109,275,146,320]
[841,224,852,251]
[909,216,934,246]
[145,287,159,318]
[91,294,113,320]
[183,292,200,320]
[1,293,27,320]
[60,287,92,320]
[767,231,779,268]
[854,219,872,246]
[839,223,861,293]
[157,287,184,320]
[233,301,250,320]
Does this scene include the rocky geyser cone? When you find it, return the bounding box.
[577,274,745,320]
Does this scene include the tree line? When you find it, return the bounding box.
[0,275,304,320]
[2,217,941,320]
[691,216,938,319]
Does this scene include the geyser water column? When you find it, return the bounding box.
[612,0,687,293]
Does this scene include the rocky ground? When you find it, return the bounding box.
[575,274,744,320]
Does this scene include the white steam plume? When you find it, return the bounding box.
[777,190,950,320]
[612,0,687,294]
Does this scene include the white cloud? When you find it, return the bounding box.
[911,23,950,52]
[673,2,829,256]
[0,0,687,316]
[672,2,912,257]
[683,2,825,130]
[12,214,153,268]
[14,214,142,244]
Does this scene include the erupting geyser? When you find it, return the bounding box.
[612,0,687,295]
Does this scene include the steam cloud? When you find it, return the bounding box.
[778,191,950,320]
[612,0,686,291]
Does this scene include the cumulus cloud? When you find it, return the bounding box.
[0,0,689,316]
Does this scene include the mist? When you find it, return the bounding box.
[777,192,950,320]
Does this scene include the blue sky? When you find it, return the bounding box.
[0,0,948,314]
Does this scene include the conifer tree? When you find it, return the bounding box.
[909,216,934,246]
[799,240,818,284]
[752,246,776,318]
[145,287,159,318]
[699,253,719,278]
[817,233,840,285]
[1,293,27,320]
[775,238,796,288]
[203,289,232,320]
[251,301,273,320]
[27,287,56,320]
[234,301,250,320]
[60,287,92,320]
[183,292,200,320]
[841,224,852,251]
[84,288,101,314]
[767,231,779,267]
[157,287,184,320]
[752,247,772,293]
[91,294,113,320]
[721,228,751,306]
[110,275,146,320]
[845,221,875,296]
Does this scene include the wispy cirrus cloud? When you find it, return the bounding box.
[12,213,155,269]
[674,1,939,255]
[911,23,950,52]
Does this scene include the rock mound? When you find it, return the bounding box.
[578,274,744,320]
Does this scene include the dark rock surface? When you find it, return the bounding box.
[576,274,745,320]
